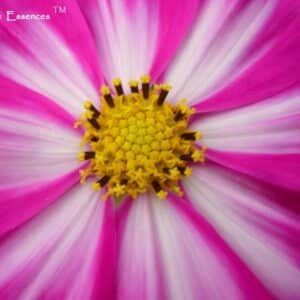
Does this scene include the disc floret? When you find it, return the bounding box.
[76,76,205,200]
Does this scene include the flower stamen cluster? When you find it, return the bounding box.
[76,75,205,200]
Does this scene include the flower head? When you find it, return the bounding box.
[0,0,299,299]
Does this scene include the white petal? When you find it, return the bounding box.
[81,0,158,84]
[193,90,300,153]
[0,24,98,116]
[0,182,105,300]
[184,165,300,299]
[165,0,275,104]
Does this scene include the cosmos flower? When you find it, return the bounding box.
[0,0,299,299]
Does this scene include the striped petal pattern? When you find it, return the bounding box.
[183,164,300,299]
[0,0,299,299]
[0,0,102,116]
[0,183,113,300]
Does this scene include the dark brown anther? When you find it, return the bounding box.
[177,166,186,175]
[104,94,115,108]
[129,80,139,94]
[90,136,99,142]
[163,168,170,174]
[141,76,150,99]
[130,85,139,93]
[84,151,95,160]
[115,84,124,96]
[142,82,150,99]
[180,154,193,162]
[181,132,197,141]
[152,180,162,193]
[98,175,110,187]
[174,111,185,121]
[120,178,128,185]
[113,79,124,96]
[88,104,100,118]
[88,118,100,129]
[157,89,169,106]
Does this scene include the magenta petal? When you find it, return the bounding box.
[150,0,201,80]
[184,163,300,299]
[206,148,300,192]
[0,78,83,236]
[194,16,300,112]
[117,193,272,300]
[78,0,200,83]
[0,0,103,116]
[0,77,82,188]
[192,90,300,153]
[78,0,159,83]
[240,0,300,65]
[117,195,165,300]
[0,169,80,237]
[91,200,117,300]
[0,183,113,300]
[164,1,280,105]
[170,196,274,300]
[0,75,76,127]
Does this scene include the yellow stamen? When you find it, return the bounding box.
[76,75,205,200]
[78,152,85,161]
[100,85,110,96]
[140,75,150,84]
[112,78,122,86]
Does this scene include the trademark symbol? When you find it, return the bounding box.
[53,5,67,14]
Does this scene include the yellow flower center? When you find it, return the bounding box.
[76,75,205,200]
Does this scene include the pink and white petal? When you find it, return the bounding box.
[184,163,300,299]
[117,194,165,300]
[164,1,299,106]
[91,199,117,300]
[0,170,80,238]
[78,0,159,84]
[164,0,274,104]
[192,89,300,191]
[192,90,300,154]
[193,5,300,112]
[78,0,201,83]
[0,182,115,300]
[0,78,82,236]
[206,149,300,192]
[117,193,272,300]
[0,0,102,117]
[0,77,81,188]
[150,0,202,81]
